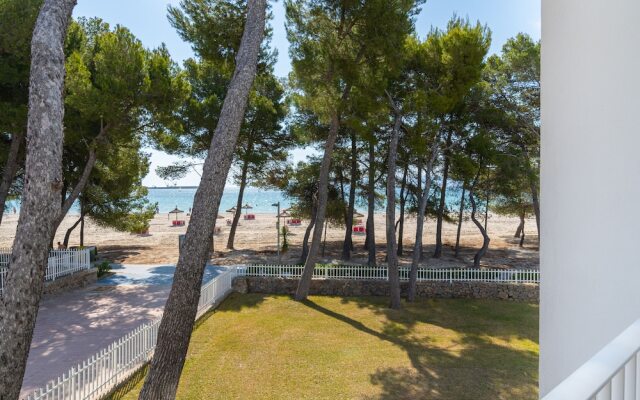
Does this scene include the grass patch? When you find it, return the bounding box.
[118,293,538,399]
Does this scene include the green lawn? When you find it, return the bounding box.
[116,293,538,400]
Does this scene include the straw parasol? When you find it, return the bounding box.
[168,206,183,221]
[242,203,253,215]
[353,210,365,218]
[279,210,291,224]
[226,206,237,213]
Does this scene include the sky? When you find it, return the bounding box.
[73,0,541,187]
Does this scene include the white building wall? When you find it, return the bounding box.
[541,0,640,395]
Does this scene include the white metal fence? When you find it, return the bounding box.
[238,264,540,284]
[0,249,92,296]
[0,248,11,267]
[24,266,238,400]
[22,263,535,399]
[0,267,6,295]
[543,318,640,400]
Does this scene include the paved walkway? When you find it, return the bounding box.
[20,264,226,397]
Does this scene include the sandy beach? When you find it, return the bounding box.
[0,212,538,269]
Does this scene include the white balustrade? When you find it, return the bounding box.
[543,318,640,400]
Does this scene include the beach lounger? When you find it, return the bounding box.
[352,225,366,235]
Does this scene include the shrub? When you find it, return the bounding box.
[281,225,289,253]
[97,261,111,277]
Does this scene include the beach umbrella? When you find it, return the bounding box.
[226,206,237,213]
[279,210,291,224]
[353,210,365,218]
[169,206,183,221]
[242,203,253,215]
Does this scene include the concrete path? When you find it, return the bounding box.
[20,264,226,398]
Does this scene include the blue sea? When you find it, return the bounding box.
[4,186,291,215]
[146,185,464,214]
[148,187,291,213]
[5,184,465,215]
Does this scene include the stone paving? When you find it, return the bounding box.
[20,264,225,398]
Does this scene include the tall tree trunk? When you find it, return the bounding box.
[79,212,85,247]
[454,183,466,258]
[385,108,402,309]
[469,183,490,268]
[484,187,490,232]
[514,211,525,238]
[295,84,351,301]
[0,1,76,397]
[54,123,110,230]
[365,140,376,266]
[321,218,328,257]
[62,213,83,248]
[139,2,266,398]
[529,178,540,240]
[0,131,25,226]
[397,164,408,256]
[295,111,340,300]
[519,218,525,247]
[415,164,423,260]
[227,156,250,249]
[338,170,346,220]
[433,130,452,258]
[341,132,357,260]
[407,143,439,302]
[338,169,346,211]
[520,143,540,239]
[299,200,317,264]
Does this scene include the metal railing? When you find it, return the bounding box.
[238,264,540,284]
[24,266,238,400]
[543,318,640,400]
[0,249,92,296]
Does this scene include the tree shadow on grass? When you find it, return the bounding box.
[214,292,269,312]
[339,296,539,344]
[303,298,538,400]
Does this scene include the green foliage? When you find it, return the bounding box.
[82,144,156,234]
[479,34,540,214]
[0,0,41,137]
[277,160,345,225]
[97,261,112,278]
[62,19,179,233]
[0,0,41,200]
[286,0,422,123]
[154,0,291,191]
[414,17,491,114]
[168,0,275,70]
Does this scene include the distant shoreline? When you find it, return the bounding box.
[147,186,199,190]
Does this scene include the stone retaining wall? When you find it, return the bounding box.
[44,268,97,295]
[233,276,539,302]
